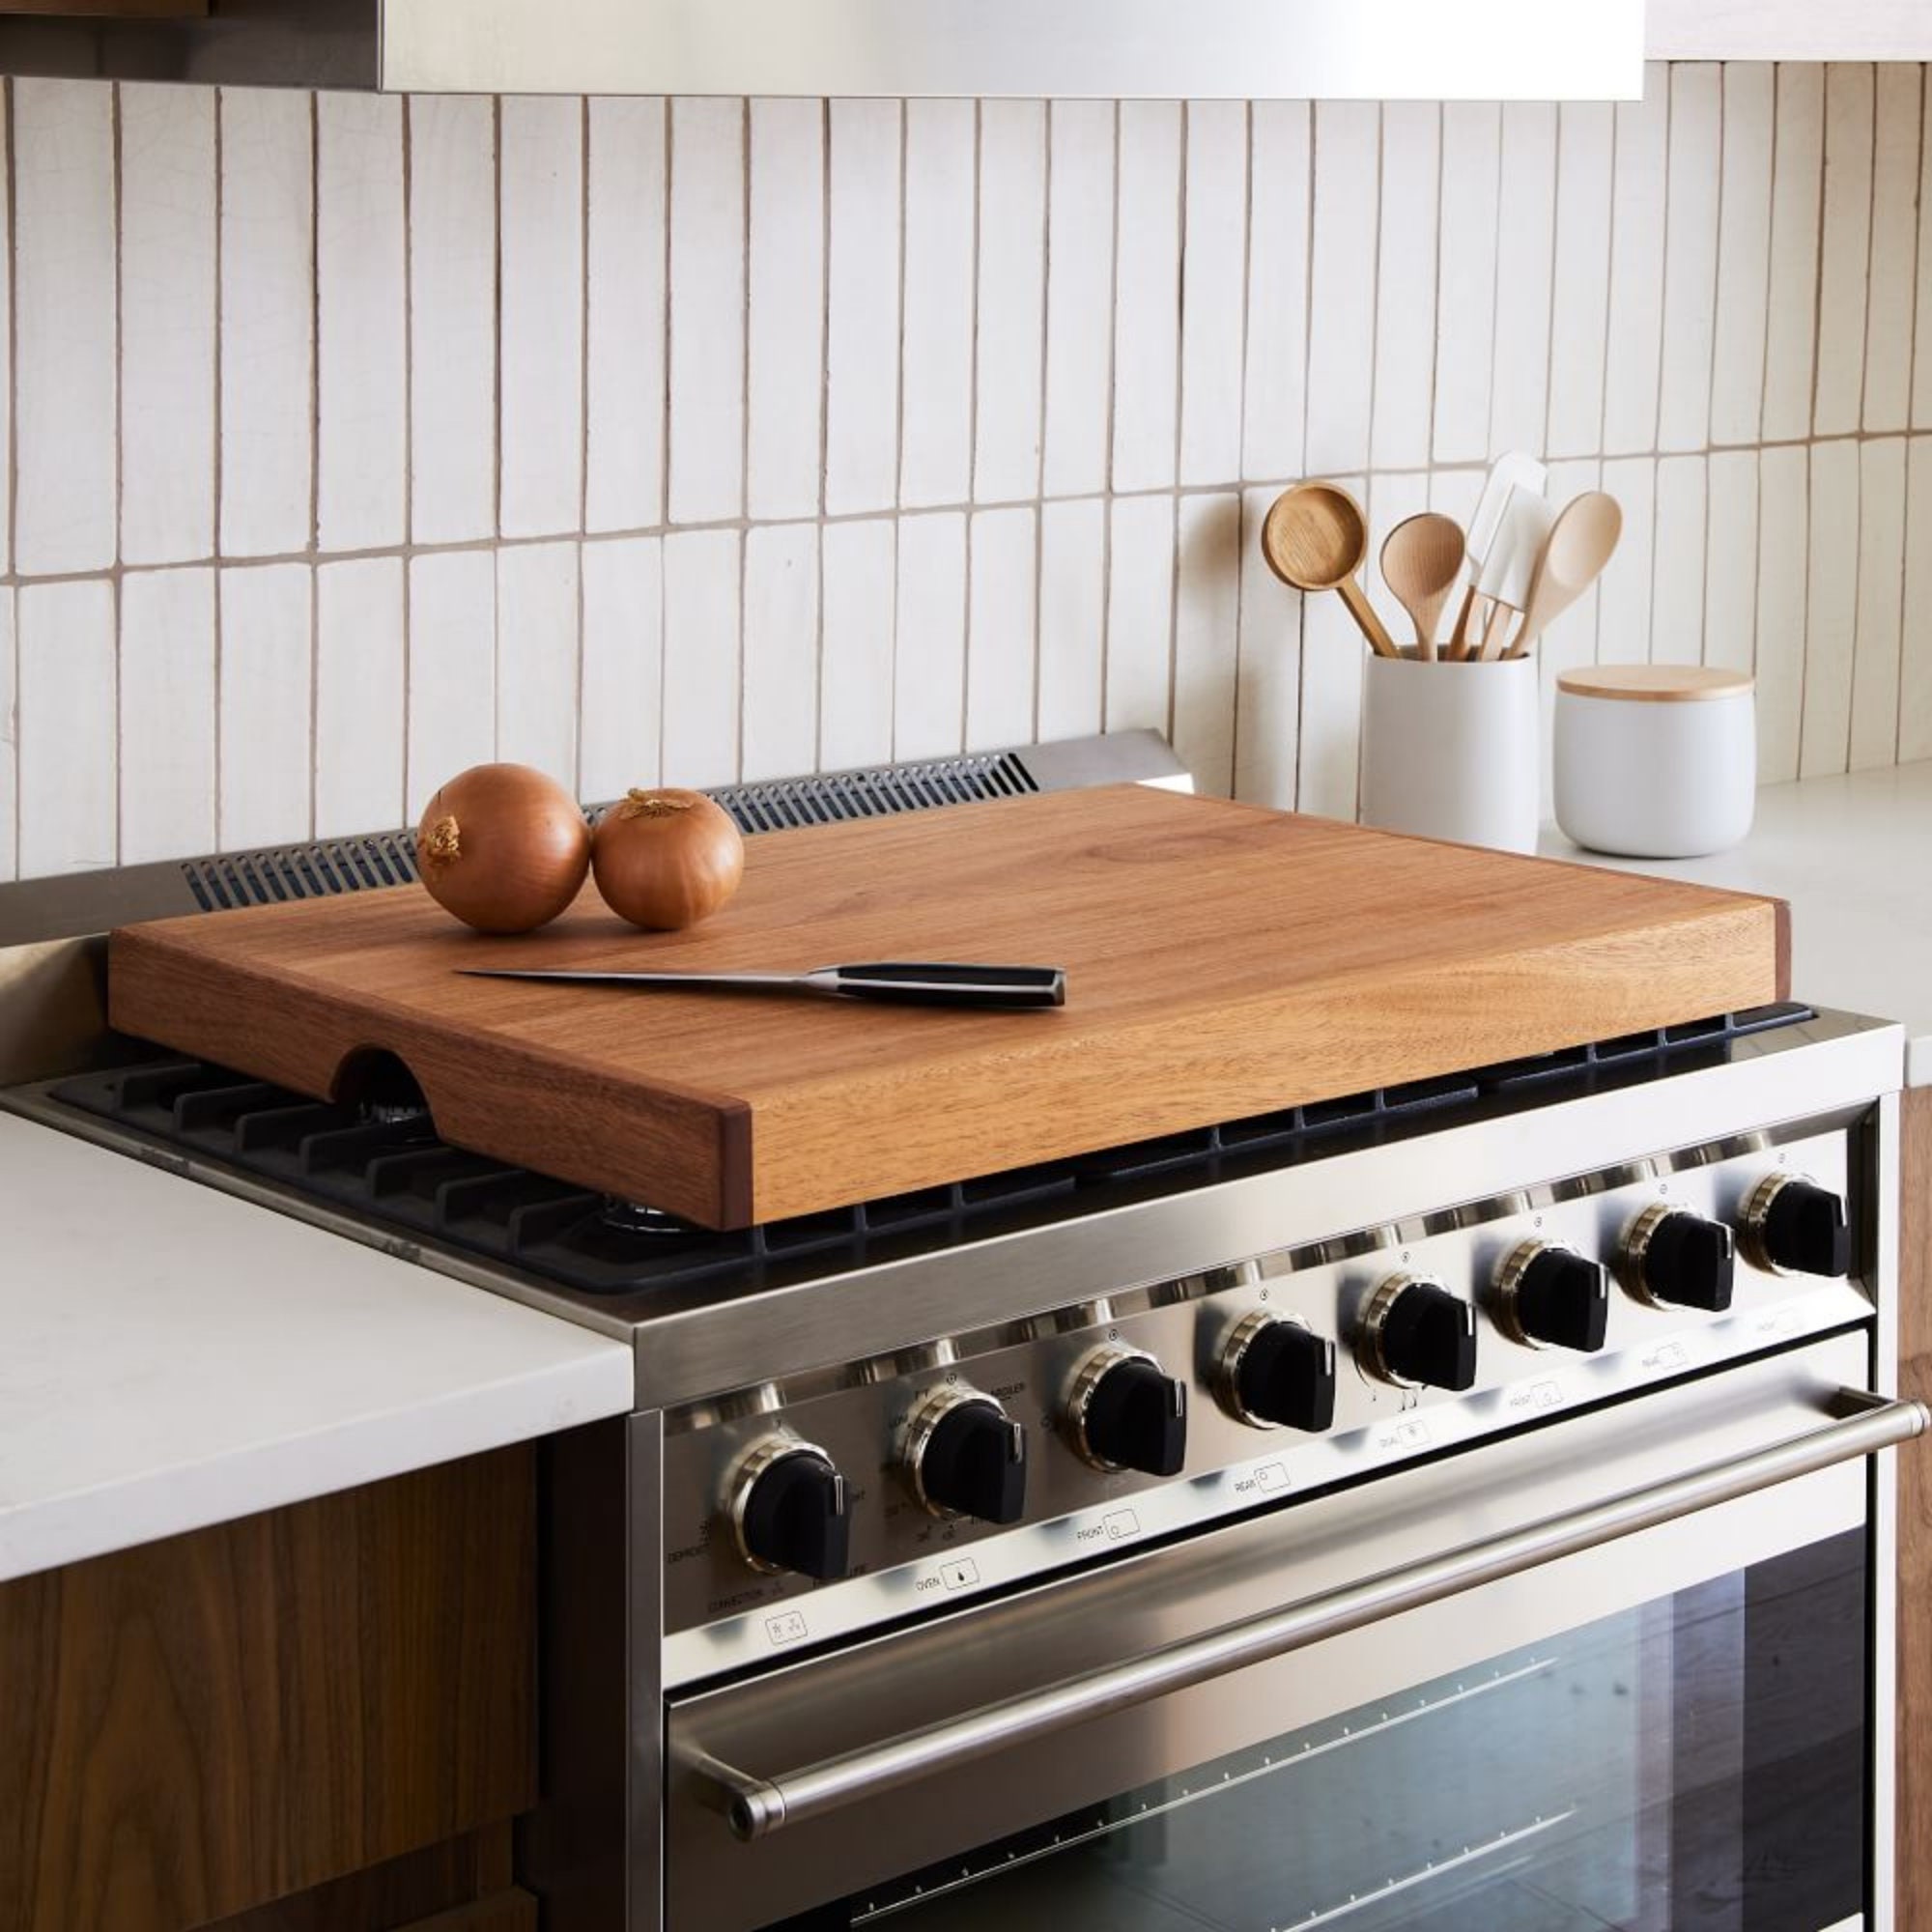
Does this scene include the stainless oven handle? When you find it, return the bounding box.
[693,1387,1926,1841]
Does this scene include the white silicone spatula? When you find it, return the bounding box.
[1450,451,1548,658]
[1472,487,1557,659]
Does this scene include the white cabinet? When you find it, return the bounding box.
[1648,0,1932,60]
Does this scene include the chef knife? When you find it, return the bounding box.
[457,961,1066,1009]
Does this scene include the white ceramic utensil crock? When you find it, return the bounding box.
[1553,664,1755,858]
[1359,653,1541,854]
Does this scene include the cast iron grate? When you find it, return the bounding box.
[50,1003,1810,1302]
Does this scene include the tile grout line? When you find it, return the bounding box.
[1223,98,1254,799]
[735,96,751,783]
[1894,71,1928,761]
[1292,103,1319,811]
[307,91,322,842]
[1164,101,1190,751]
[400,95,416,814]
[1027,99,1055,748]
[1846,65,1882,776]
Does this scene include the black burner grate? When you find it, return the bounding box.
[50,1004,1810,1300]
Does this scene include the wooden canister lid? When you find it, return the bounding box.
[1556,664,1754,703]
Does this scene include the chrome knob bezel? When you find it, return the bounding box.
[1065,1342,1161,1471]
[727,1433,840,1575]
[900,1382,1013,1519]
[1739,1170,1808,1275]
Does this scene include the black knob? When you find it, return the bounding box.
[1222,1313,1338,1432]
[1500,1243,1610,1353]
[1626,1206,1735,1312]
[1072,1349,1188,1475]
[1747,1175,1852,1278]
[733,1441,851,1579]
[908,1392,1027,1523]
[1365,1275,1478,1391]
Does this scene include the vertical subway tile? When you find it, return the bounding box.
[1546,103,1615,459]
[1179,101,1247,488]
[1601,76,1668,455]
[498,98,585,540]
[1813,66,1876,440]
[1234,483,1302,810]
[747,99,825,521]
[1103,494,1176,735]
[315,556,405,837]
[409,96,497,546]
[586,99,667,533]
[1918,91,1932,429]
[0,594,13,880]
[315,94,406,554]
[119,567,216,864]
[1111,100,1182,494]
[1901,440,1932,761]
[406,551,497,816]
[1863,67,1920,434]
[660,528,741,786]
[495,540,582,781]
[0,93,10,577]
[217,563,312,849]
[964,507,1037,751]
[1036,498,1105,745]
[1370,102,1439,473]
[668,98,746,525]
[14,80,117,578]
[1657,65,1721,453]
[824,99,902,517]
[1648,456,1707,666]
[1173,494,1241,796]
[1041,100,1117,499]
[741,522,821,782]
[1703,449,1760,680]
[1710,65,1775,446]
[1850,438,1907,770]
[1754,443,1810,782]
[218,90,314,557]
[1762,66,1826,442]
[1595,457,1657,665]
[1488,102,1556,461]
[120,85,216,568]
[896,99,974,510]
[1295,471,1366,821]
[894,511,968,760]
[976,99,1047,503]
[1306,102,1378,476]
[580,536,664,798]
[819,519,896,770]
[1241,100,1309,486]
[1432,102,1500,466]
[1800,439,1860,779]
[17,581,116,877]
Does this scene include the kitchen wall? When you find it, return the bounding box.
[0,61,1927,881]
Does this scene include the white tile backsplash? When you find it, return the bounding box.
[0,63,1925,887]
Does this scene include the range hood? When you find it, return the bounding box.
[0,0,1643,97]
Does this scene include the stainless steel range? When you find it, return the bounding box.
[0,731,1919,1932]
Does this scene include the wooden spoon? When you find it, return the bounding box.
[1262,482,1401,660]
[1500,491,1624,659]
[1378,512,1464,661]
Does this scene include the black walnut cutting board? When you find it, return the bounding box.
[107,785,1788,1229]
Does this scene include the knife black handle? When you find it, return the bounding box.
[826,963,1066,1009]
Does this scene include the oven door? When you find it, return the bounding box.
[668,1331,1918,1932]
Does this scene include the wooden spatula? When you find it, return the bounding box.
[1501,492,1624,659]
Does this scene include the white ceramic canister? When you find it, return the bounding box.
[1359,653,1541,855]
[1553,665,1756,858]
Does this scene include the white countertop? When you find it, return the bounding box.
[1542,759,1932,1087]
[0,1112,634,1582]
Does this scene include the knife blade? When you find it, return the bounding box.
[457,961,1066,1009]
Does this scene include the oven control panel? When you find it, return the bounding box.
[660,1128,1868,1683]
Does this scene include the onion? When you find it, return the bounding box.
[416,763,591,934]
[592,788,745,931]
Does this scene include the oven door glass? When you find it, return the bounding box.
[783,1526,1865,1932]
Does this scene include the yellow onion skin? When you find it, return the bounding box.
[416,763,591,934]
[592,788,746,930]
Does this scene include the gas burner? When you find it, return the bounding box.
[600,1197,699,1238]
[360,1097,432,1128]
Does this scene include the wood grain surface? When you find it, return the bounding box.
[0,1450,535,1932]
[107,785,1789,1229]
[1898,1085,1930,1930]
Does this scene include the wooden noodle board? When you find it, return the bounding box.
[107,786,1789,1230]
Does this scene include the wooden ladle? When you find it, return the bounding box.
[1262,482,1401,660]
[1497,491,1624,660]
[1378,512,1464,661]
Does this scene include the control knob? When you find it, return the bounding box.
[1620,1204,1736,1312]
[1495,1240,1610,1353]
[1066,1345,1188,1475]
[730,1436,851,1579]
[1217,1312,1338,1432]
[902,1384,1027,1523]
[1361,1273,1478,1391]
[1741,1173,1852,1278]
